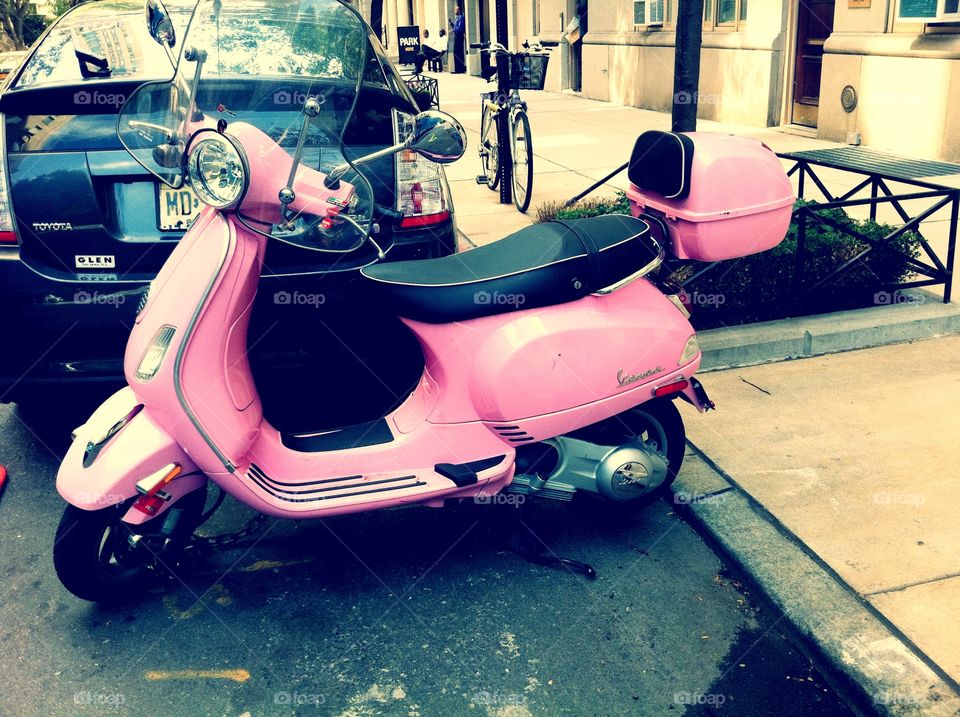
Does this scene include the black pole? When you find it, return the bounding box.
[496,59,512,205]
[495,0,512,204]
[672,0,704,132]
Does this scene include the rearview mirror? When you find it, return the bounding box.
[146,0,176,48]
[408,111,467,164]
[322,111,467,190]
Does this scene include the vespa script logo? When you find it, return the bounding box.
[617,366,663,388]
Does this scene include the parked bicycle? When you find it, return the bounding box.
[471,40,557,213]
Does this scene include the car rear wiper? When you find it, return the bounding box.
[74,49,111,79]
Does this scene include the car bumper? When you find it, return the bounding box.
[0,219,454,400]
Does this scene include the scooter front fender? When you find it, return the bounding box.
[57,387,206,525]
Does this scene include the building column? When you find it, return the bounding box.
[398,0,412,27]
[385,0,399,59]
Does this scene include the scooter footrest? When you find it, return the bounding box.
[435,462,478,487]
[435,455,507,487]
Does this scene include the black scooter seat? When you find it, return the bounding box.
[360,215,656,323]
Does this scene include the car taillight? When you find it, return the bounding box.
[394,112,450,229]
[0,116,17,244]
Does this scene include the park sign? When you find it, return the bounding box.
[397,25,420,65]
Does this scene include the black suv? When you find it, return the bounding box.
[0,0,457,428]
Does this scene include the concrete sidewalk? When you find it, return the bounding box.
[676,336,960,714]
[431,72,960,712]
[436,70,834,246]
[433,70,958,300]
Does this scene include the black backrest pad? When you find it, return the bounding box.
[628,130,695,200]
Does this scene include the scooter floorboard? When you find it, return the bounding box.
[231,455,513,516]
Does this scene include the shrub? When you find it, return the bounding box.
[535,192,631,223]
[533,196,922,329]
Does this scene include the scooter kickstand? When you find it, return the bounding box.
[502,502,598,580]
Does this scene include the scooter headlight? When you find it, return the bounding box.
[186,132,248,209]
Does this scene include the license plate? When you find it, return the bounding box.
[157,185,202,231]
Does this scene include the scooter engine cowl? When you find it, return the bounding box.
[595,443,669,502]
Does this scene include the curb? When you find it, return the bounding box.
[672,450,960,717]
[698,291,960,372]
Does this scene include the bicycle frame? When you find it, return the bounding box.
[474,41,545,210]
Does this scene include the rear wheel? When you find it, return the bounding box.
[482,110,500,191]
[511,111,534,213]
[575,399,685,507]
[54,491,205,603]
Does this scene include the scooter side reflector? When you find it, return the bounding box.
[135,325,177,382]
[654,379,689,398]
[133,463,182,516]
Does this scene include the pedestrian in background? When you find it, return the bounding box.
[434,29,447,71]
[449,4,466,74]
[417,29,444,74]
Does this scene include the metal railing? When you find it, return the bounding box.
[777,151,958,303]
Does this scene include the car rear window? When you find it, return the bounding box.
[13,12,178,91]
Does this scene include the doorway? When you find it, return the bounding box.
[566,0,585,91]
[370,0,384,42]
[792,0,835,127]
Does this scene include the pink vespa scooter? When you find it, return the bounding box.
[53,0,794,602]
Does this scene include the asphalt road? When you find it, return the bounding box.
[0,402,856,717]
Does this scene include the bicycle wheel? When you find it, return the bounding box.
[481,108,500,191]
[511,111,534,213]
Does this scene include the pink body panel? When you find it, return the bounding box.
[124,209,264,473]
[56,386,203,520]
[404,279,697,425]
[227,122,355,226]
[627,132,794,261]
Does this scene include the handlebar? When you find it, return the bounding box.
[374,204,403,225]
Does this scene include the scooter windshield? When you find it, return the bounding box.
[119,0,378,251]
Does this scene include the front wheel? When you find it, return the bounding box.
[54,492,205,603]
[511,111,534,213]
[481,113,500,191]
